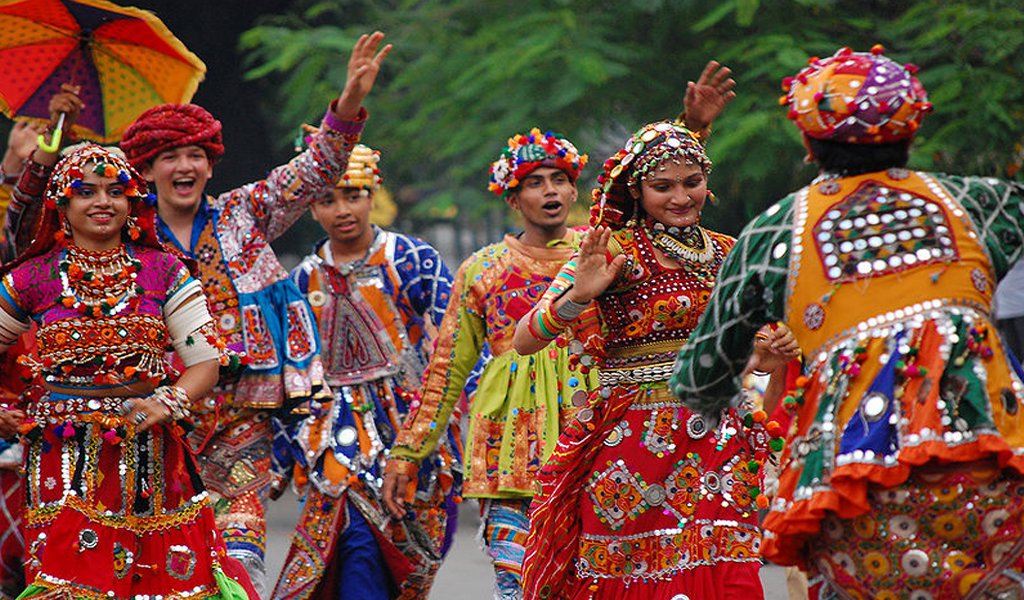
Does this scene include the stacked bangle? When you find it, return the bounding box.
[554,297,589,322]
[528,301,578,343]
[152,386,191,421]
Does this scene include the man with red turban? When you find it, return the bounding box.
[117,32,390,595]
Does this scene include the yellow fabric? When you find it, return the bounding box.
[786,171,993,357]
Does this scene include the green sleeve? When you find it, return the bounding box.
[670,194,797,416]
[936,173,1024,278]
[390,257,487,464]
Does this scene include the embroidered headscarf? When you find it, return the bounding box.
[120,103,225,169]
[781,45,931,145]
[488,128,587,198]
[2,144,167,276]
[590,121,710,229]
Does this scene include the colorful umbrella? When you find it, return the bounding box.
[0,0,206,144]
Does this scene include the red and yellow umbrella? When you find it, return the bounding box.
[0,0,206,143]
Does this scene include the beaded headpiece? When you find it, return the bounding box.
[337,144,382,195]
[781,45,931,144]
[2,144,170,279]
[121,103,225,169]
[46,144,153,209]
[488,128,587,198]
[591,121,710,229]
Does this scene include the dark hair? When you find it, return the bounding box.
[808,137,911,176]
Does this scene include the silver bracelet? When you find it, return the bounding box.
[153,386,191,421]
[554,297,589,322]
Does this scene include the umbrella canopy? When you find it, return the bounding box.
[0,0,206,143]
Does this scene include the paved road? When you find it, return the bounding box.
[264,493,791,599]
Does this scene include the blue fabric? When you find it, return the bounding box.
[839,334,901,457]
[336,503,390,600]
[156,197,211,256]
[0,283,26,320]
[237,278,320,374]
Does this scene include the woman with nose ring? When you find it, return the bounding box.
[512,71,799,597]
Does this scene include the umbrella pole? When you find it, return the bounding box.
[37,113,66,154]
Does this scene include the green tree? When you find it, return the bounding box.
[240,0,1024,240]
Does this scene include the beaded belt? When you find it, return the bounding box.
[598,361,675,386]
[29,395,131,423]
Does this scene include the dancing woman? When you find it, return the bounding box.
[0,144,251,600]
[514,97,797,597]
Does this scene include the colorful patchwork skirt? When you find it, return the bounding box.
[806,460,1024,599]
[20,394,253,600]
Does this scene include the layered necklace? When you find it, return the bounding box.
[642,220,721,287]
[644,220,715,264]
[59,243,143,317]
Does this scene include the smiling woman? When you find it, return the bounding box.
[513,62,800,600]
[0,144,255,599]
[60,170,133,251]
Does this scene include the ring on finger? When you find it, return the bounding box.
[134,412,147,425]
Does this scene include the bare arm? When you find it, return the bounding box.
[126,359,219,432]
[513,226,623,355]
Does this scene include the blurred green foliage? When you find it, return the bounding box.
[240,0,1024,236]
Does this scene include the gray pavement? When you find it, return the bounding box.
[265,493,790,599]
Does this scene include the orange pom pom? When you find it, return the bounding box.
[795,376,809,388]
[752,410,767,423]
[756,495,770,509]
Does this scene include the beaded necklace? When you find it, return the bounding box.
[59,243,143,317]
[644,220,714,263]
[640,221,722,287]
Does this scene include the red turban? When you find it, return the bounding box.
[120,103,225,169]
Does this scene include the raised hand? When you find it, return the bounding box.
[334,31,393,120]
[48,83,84,132]
[682,60,736,133]
[2,121,45,175]
[745,322,801,376]
[567,226,626,304]
[0,407,24,439]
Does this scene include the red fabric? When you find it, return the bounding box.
[121,103,225,169]
[0,469,24,597]
[561,562,763,600]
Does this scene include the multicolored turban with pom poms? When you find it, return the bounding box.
[488,128,587,198]
[781,45,931,145]
[337,144,382,193]
[590,121,710,229]
[121,103,225,169]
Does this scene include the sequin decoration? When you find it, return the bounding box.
[686,413,708,439]
[814,180,957,282]
[166,545,197,580]
[588,460,647,530]
[971,268,989,294]
[113,543,134,579]
[804,303,826,330]
[241,305,279,369]
[285,301,316,362]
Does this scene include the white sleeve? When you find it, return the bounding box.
[164,280,219,366]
